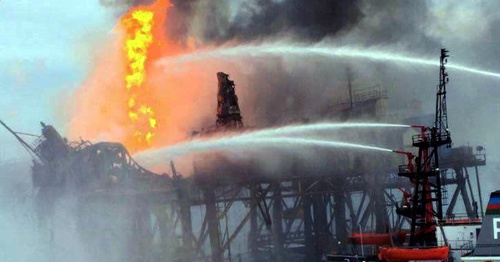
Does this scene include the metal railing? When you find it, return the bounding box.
[411,133,451,145]
[327,85,387,113]
[443,213,481,225]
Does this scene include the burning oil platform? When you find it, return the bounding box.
[1,50,490,262]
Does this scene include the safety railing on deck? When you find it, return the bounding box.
[411,132,451,146]
[327,85,387,113]
[443,213,482,225]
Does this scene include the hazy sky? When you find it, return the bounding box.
[0,0,114,160]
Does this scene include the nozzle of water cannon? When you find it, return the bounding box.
[392,150,414,157]
[410,124,428,132]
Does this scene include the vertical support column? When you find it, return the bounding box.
[475,166,484,218]
[409,178,420,246]
[436,170,443,221]
[333,187,346,251]
[176,178,193,251]
[248,183,259,261]
[204,188,222,262]
[456,168,474,216]
[313,180,330,257]
[464,167,478,218]
[373,175,388,233]
[272,182,285,262]
[332,175,347,256]
[302,180,314,260]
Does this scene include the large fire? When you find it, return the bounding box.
[69,0,175,153]
[68,0,226,154]
[122,7,157,146]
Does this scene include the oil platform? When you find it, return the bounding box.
[1,51,488,261]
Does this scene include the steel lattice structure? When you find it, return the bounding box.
[0,68,488,261]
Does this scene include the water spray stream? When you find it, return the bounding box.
[135,122,407,167]
[236,122,410,139]
[135,136,393,166]
[158,43,500,79]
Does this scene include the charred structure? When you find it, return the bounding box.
[1,50,489,262]
[216,72,243,129]
[1,120,171,261]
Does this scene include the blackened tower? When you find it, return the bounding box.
[216,72,243,128]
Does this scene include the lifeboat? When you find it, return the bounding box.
[348,231,407,245]
[378,246,450,261]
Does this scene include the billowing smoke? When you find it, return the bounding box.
[100,0,364,42]
[169,0,443,127]
[188,0,363,42]
[340,1,438,50]
[69,0,500,197]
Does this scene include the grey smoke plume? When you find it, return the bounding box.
[101,0,445,123]
[102,0,364,43]
[109,0,440,48]
[189,0,364,42]
[338,0,439,51]
[100,0,500,215]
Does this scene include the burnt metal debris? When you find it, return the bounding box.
[216,72,243,129]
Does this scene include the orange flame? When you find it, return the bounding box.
[121,1,169,147]
[68,0,237,157]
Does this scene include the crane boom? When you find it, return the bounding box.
[0,120,43,163]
